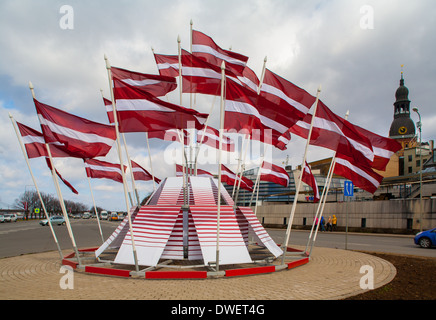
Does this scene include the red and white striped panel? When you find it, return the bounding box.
[235,208,250,246]
[189,205,252,265]
[95,207,139,258]
[161,209,202,260]
[211,178,234,206]
[157,177,184,205]
[190,177,216,205]
[114,205,181,266]
[237,207,283,258]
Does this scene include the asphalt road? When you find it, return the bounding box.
[1,218,435,259]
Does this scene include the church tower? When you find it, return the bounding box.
[389,67,416,152]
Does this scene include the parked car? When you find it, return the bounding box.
[4,214,18,222]
[0,215,4,223]
[100,211,108,220]
[40,216,65,226]
[414,227,436,248]
[82,212,91,219]
[110,212,119,221]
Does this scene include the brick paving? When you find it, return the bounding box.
[0,246,396,300]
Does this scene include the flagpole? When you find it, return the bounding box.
[258,56,268,94]
[29,82,82,265]
[232,134,249,198]
[99,88,141,201]
[86,172,105,244]
[9,112,64,260]
[304,158,334,254]
[281,85,321,264]
[215,61,226,272]
[105,55,139,272]
[249,161,262,207]
[307,111,349,257]
[145,132,156,191]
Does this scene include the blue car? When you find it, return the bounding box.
[414,227,436,248]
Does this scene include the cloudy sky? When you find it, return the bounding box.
[0,0,435,211]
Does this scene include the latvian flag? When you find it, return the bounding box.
[131,160,161,184]
[302,162,320,202]
[221,164,253,192]
[259,161,290,187]
[84,158,126,184]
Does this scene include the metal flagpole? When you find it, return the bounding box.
[249,160,263,207]
[215,61,226,272]
[232,134,248,198]
[120,132,140,205]
[281,85,321,264]
[29,82,82,265]
[105,55,139,272]
[308,111,349,257]
[9,112,64,260]
[86,172,105,244]
[304,156,334,253]
[145,132,156,191]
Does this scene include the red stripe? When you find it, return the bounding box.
[225,266,275,277]
[85,266,131,277]
[287,257,309,269]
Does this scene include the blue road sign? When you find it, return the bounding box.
[344,181,354,197]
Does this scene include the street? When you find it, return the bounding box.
[0,218,435,259]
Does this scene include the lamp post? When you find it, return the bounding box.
[412,107,423,232]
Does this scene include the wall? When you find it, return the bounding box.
[255,198,436,233]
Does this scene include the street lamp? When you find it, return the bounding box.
[412,107,423,232]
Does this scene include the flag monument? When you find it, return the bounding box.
[14,24,401,279]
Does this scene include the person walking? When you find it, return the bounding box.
[320,216,326,231]
[332,214,337,231]
[326,216,332,231]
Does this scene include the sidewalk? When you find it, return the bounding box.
[0,246,396,300]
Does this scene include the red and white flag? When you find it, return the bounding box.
[302,162,320,202]
[44,158,79,194]
[237,65,260,93]
[113,76,207,133]
[16,121,78,194]
[224,79,289,148]
[84,158,126,184]
[111,66,177,97]
[289,100,374,168]
[148,129,190,145]
[197,126,235,152]
[16,122,70,159]
[353,125,402,171]
[153,52,180,78]
[221,164,253,192]
[192,30,249,76]
[34,99,116,159]
[334,153,383,194]
[181,49,242,96]
[176,164,215,179]
[259,161,290,187]
[131,160,161,184]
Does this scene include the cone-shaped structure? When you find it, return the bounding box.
[96,176,282,267]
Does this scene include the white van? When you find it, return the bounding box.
[100,211,108,220]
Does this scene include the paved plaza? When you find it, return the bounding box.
[0,246,396,300]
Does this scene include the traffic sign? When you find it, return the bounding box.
[344,181,354,197]
[34,208,40,214]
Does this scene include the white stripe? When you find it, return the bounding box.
[38,115,114,146]
[192,44,247,67]
[157,62,179,70]
[182,66,243,86]
[260,168,289,183]
[335,157,380,188]
[261,83,309,114]
[313,117,374,163]
[115,99,175,113]
[85,163,123,175]
[373,146,393,159]
[237,75,258,92]
[225,100,288,133]
[22,135,45,144]
[121,79,162,87]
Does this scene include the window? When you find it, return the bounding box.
[408,155,413,162]
[416,160,421,167]
[408,167,413,173]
